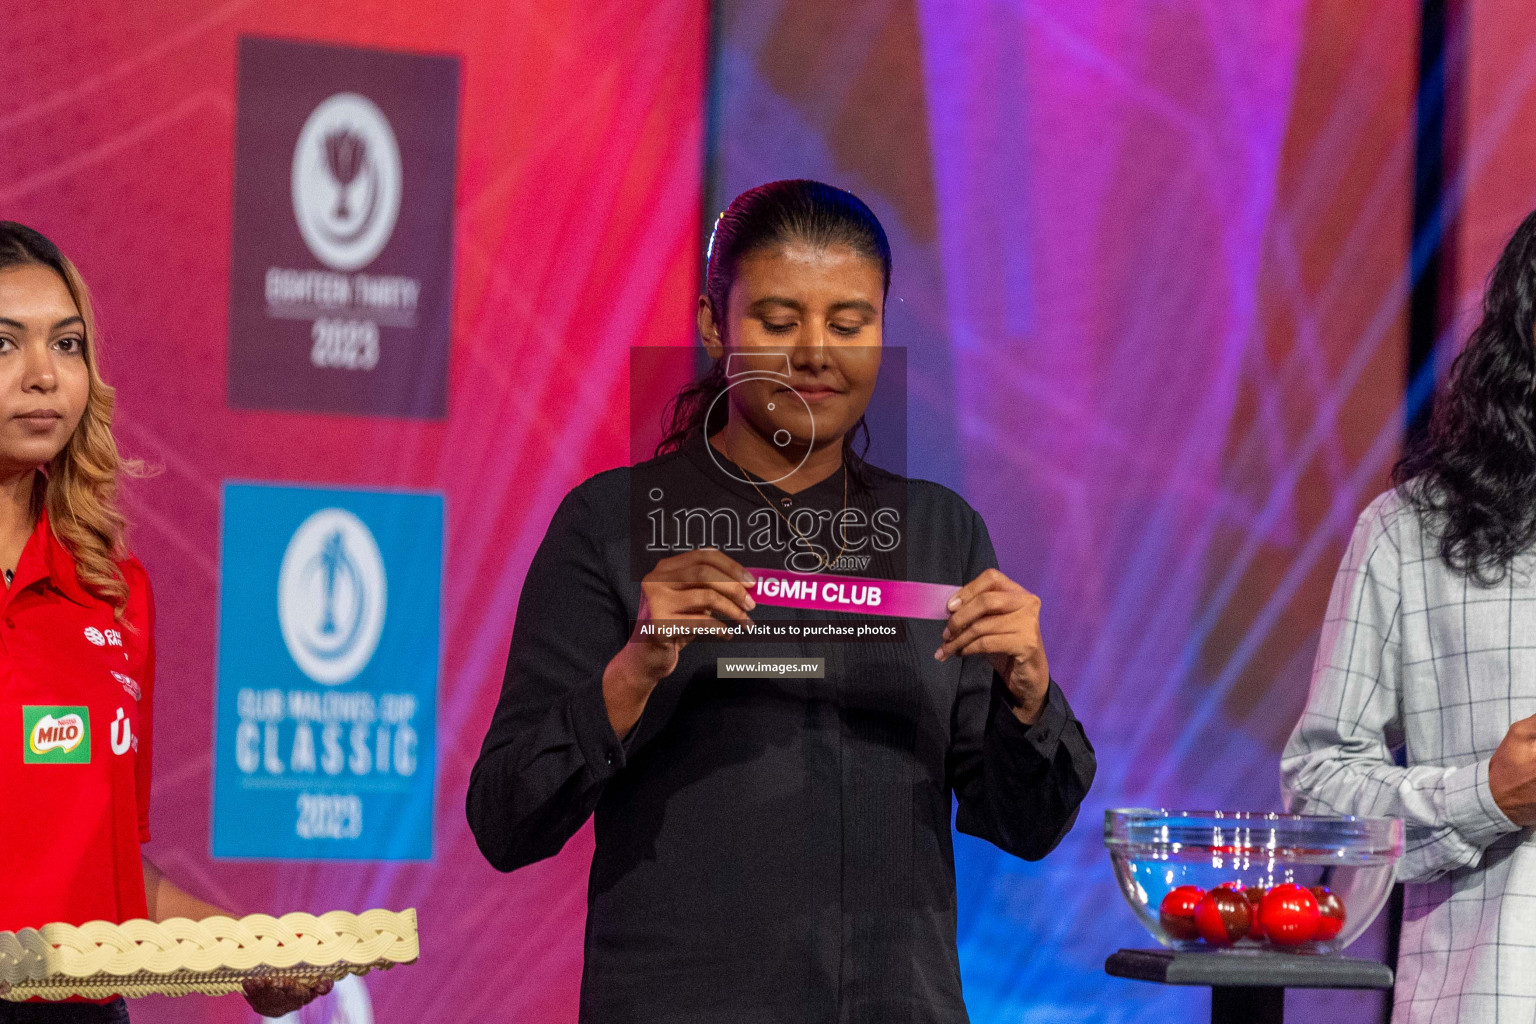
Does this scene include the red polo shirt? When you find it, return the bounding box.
[0,509,153,933]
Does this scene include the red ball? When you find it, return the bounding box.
[1210,881,1261,937]
[1260,883,1321,945]
[1195,888,1252,946]
[1311,886,1346,941]
[1243,886,1267,940]
[1159,885,1205,941]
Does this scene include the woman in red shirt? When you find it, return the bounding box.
[0,222,330,1022]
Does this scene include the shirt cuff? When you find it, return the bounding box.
[1444,757,1520,848]
[568,675,627,781]
[992,675,1067,763]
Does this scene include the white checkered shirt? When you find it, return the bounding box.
[1282,486,1536,1024]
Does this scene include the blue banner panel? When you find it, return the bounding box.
[213,482,442,860]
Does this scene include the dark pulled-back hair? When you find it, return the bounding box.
[655,180,892,479]
[1394,207,1536,584]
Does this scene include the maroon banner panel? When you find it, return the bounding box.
[229,35,458,418]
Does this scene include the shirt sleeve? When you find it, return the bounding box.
[1280,492,1520,883]
[133,565,155,845]
[466,483,631,873]
[947,508,1097,861]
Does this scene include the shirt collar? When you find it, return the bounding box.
[10,508,96,608]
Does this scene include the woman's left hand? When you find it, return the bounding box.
[242,975,334,1018]
[935,568,1050,724]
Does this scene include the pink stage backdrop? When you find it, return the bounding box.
[2,1,706,1020]
[4,0,1439,1020]
[1458,0,1536,326]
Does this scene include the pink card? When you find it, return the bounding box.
[749,569,958,620]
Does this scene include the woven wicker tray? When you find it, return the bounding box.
[0,908,417,1000]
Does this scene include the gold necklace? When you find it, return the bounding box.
[744,455,851,573]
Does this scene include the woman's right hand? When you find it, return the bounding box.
[601,548,756,738]
[1489,713,1536,826]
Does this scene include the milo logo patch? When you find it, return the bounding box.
[23,706,90,764]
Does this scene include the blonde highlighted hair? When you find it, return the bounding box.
[0,222,146,619]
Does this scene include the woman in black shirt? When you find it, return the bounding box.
[467,180,1095,1023]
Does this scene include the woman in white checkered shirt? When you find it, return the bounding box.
[1283,210,1536,1023]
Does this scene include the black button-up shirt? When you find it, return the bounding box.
[467,436,1096,1022]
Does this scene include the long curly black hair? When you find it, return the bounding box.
[656,180,891,488]
[1393,207,1536,584]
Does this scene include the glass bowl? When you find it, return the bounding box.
[1105,809,1403,954]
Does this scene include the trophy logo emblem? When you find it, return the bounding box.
[291,92,402,271]
[278,508,388,685]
